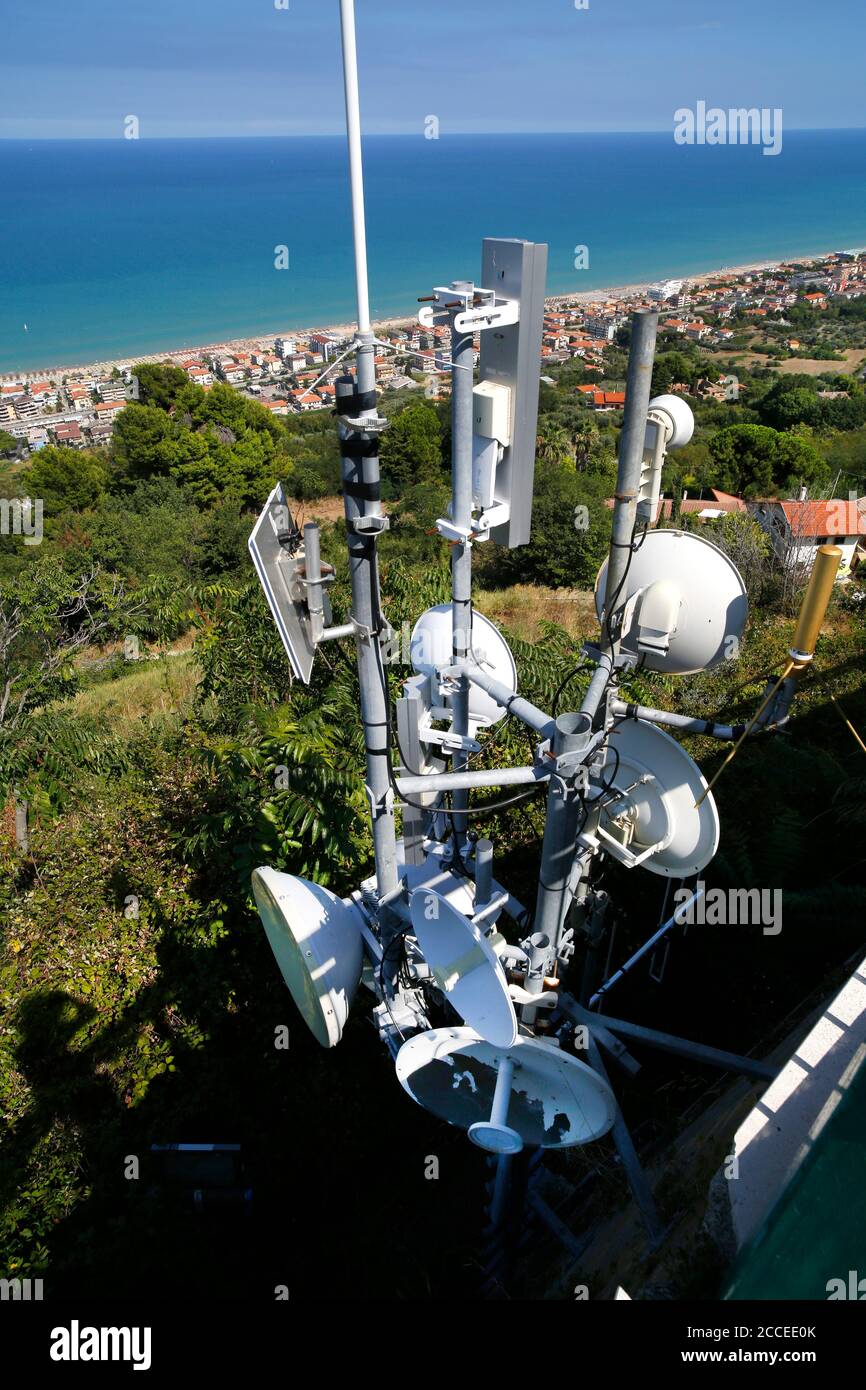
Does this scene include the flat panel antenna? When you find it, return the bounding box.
[248,482,324,684]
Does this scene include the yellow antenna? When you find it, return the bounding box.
[695,544,842,807]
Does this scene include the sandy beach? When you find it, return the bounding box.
[4,246,854,385]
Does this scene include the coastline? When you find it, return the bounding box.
[3,245,857,384]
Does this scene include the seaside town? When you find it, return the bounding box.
[3,247,866,580]
[3,250,865,452]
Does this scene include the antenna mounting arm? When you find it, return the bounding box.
[418,284,519,334]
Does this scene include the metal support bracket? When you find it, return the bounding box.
[418,283,520,335]
[349,514,390,535]
[436,516,474,543]
[420,728,481,756]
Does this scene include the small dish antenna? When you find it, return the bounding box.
[647,393,694,450]
[251,867,364,1048]
[637,395,695,525]
[409,888,518,1047]
[595,530,747,674]
[395,1026,616,1152]
[410,604,516,727]
[595,720,719,876]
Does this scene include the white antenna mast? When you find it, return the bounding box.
[333,0,398,904]
[339,0,371,337]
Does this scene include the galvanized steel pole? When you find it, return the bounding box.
[449,293,475,847]
[581,309,658,723]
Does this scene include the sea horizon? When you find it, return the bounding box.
[2,130,865,375]
[4,126,866,139]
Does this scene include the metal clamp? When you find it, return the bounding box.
[349,514,390,535]
[552,728,606,779]
[338,413,389,433]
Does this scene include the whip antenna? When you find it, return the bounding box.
[339,0,371,337]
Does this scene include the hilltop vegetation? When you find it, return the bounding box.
[1,345,865,1297]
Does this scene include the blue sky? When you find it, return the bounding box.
[1,0,863,138]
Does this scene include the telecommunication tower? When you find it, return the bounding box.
[247,0,843,1260]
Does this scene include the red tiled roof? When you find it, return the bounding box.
[710,489,747,509]
[776,499,866,537]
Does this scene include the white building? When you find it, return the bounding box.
[584,314,618,342]
[648,278,685,302]
[97,379,130,403]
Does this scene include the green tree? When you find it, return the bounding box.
[112,403,180,480]
[0,561,129,732]
[133,363,194,411]
[708,423,826,497]
[379,401,443,494]
[652,351,698,395]
[23,447,111,514]
[485,460,611,588]
[537,425,573,467]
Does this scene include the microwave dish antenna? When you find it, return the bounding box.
[409,887,518,1048]
[410,604,517,728]
[594,720,719,877]
[251,868,365,1048]
[595,529,747,674]
[395,1026,616,1152]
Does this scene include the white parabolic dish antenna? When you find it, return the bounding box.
[410,604,516,727]
[595,530,748,674]
[396,1026,617,1149]
[251,867,364,1048]
[597,720,719,877]
[409,888,518,1048]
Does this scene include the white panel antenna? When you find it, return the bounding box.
[248,482,331,684]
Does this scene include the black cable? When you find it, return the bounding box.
[378,922,412,994]
[445,784,545,817]
[604,515,647,657]
[377,922,415,1041]
[596,742,621,801]
[551,660,594,718]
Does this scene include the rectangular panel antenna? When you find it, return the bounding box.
[479,237,548,548]
[248,481,317,683]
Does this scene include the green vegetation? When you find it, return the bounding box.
[1,344,865,1298]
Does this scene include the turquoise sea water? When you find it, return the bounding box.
[1,131,865,374]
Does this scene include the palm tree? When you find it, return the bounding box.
[536,425,573,468]
[569,421,599,471]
